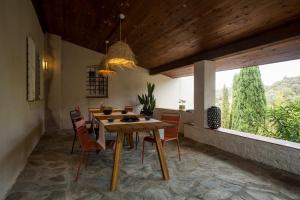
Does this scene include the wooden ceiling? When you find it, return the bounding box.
[32,0,300,77]
[163,37,300,78]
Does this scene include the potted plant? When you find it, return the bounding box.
[179,99,186,111]
[138,82,156,116]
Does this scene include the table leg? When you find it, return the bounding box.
[128,133,134,149]
[153,129,170,180]
[111,132,124,191]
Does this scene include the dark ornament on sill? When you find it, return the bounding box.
[207,106,221,129]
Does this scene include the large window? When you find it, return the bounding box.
[179,76,194,110]
[216,59,300,143]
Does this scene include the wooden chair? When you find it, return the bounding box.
[74,119,102,181]
[142,113,181,163]
[75,106,94,131]
[70,110,83,154]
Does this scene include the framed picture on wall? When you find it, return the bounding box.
[27,36,42,101]
[27,36,36,101]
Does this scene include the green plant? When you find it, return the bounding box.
[231,66,267,133]
[267,101,300,142]
[138,82,156,116]
[221,85,230,128]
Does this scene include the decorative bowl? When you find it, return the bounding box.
[121,110,128,114]
[121,116,139,122]
[145,116,151,121]
[107,118,114,123]
[103,109,112,115]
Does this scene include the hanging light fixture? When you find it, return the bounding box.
[98,40,116,76]
[105,13,137,69]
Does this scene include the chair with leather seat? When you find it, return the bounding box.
[142,113,181,163]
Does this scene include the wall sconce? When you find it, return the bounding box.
[42,59,48,70]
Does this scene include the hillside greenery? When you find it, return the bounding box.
[217,69,300,143]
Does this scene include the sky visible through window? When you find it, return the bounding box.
[216,59,300,90]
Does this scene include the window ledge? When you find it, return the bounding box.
[214,128,300,150]
[155,107,194,113]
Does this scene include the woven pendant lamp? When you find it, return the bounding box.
[98,41,116,76]
[105,14,137,69]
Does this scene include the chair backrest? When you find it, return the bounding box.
[70,110,83,131]
[74,119,93,149]
[124,105,133,112]
[161,113,180,139]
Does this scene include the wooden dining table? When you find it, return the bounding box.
[93,111,141,148]
[93,111,140,120]
[88,108,123,120]
[98,118,173,191]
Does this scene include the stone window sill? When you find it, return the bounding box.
[214,127,300,150]
[156,107,194,113]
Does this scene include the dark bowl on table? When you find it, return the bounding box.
[145,116,151,121]
[121,110,128,114]
[121,115,139,122]
[107,118,114,123]
[103,109,112,115]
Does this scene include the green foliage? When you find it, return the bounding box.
[217,67,300,143]
[266,101,300,142]
[231,67,267,133]
[266,76,300,105]
[221,85,230,128]
[138,82,156,116]
[229,74,239,129]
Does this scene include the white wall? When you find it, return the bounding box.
[61,41,180,129]
[45,34,62,131]
[0,0,45,198]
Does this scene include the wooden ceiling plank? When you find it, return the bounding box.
[150,20,300,75]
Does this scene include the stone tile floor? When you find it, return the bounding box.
[6,131,300,200]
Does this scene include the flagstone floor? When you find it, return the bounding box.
[6,130,300,200]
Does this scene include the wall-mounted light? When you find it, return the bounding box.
[42,59,48,70]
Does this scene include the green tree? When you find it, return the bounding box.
[221,85,230,128]
[230,74,240,129]
[231,67,267,133]
[267,101,300,142]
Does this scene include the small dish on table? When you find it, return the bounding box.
[107,118,114,123]
[145,116,151,121]
[121,115,139,122]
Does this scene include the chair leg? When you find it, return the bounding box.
[71,132,77,154]
[75,151,85,181]
[85,152,90,168]
[142,139,145,164]
[176,139,181,161]
[135,132,138,150]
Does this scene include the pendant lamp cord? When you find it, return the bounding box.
[119,17,122,41]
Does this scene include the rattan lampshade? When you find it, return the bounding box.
[105,14,137,69]
[97,40,116,76]
[98,56,116,76]
[105,41,136,69]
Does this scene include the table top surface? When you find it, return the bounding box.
[99,118,173,132]
[93,111,137,117]
[88,108,123,113]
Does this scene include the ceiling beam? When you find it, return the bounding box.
[150,20,300,75]
[31,0,47,33]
